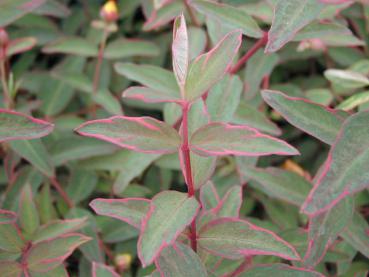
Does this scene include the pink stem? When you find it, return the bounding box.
[181,102,197,252]
[50,177,74,208]
[229,32,268,74]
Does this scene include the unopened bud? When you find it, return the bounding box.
[114,253,132,271]
[100,0,119,22]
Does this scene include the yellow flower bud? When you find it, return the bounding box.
[100,0,119,22]
[114,253,132,271]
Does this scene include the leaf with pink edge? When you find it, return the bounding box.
[26,233,91,272]
[198,218,300,260]
[156,242,207,277]
[0,261,22,277]
[92,262,120,277]
[190,122,299,157]
[6,37,37,57]
[90,198,150,229]
[0,209,17,224]
[262,90,347,145]
[265,0,325,53]
[239,264,324,277]
[184,30,242,101]
[172,14,189,88]
[0,109,54,142]
[122,86,182,104]
[301,111,369,215]
[303,197,354,268]
[138,191,200,267]
[75,116,181,154]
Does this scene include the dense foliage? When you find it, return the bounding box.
[1,0,369,276]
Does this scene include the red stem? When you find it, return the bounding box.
[93,30,108,94]
[181,102,197,252]
[50,177,74,208]
[229,32,268,74]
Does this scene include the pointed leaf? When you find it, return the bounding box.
[156,243,207,277]
[90,198,150,229]
[216,186,242,218]
[138,191,200,266]
[75,116,181,154]
[242,167,312,206]
[198,218,300,260]
[0,224,25,253]
[184,30,242,101]
[104,38,159,59]
[7,37,37,57]
[302,111,369,215]
[92,262,120,277]
[0,209,17,224]
[123,86,182,104]
[42,37,98,57]
[32,218,88,243]
[266,0,325,52]
[341,211,369,258]
[303,197,354,268]
[0,0,46,27]
[0,109,54,142]
[27,233,91,272]
[192,0,263,38]
[240,264,324,277]
[190,122,299,157]
[324,69,369,89]
[19,184,40,236]
[9,139,54,177]
[336,90,369,111]
[172,14,189,88]
[262,90,347,145]
[115,63,180,97]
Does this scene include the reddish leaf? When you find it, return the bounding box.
[0,209,17,225]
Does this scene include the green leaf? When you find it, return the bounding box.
[7,37,37,57]
[184,30,242,101]
[19,184,40,236]
[143,1,184,31]
[192,0,263,38]
[0,261,22,277]
[92,262,119,277]
[265,0,325,52]
[0,109,53,142]
[115,63,180,97]
[324,69,369,90]
[0,224,24,253]
[113,151,160,194]
[27,234,91,272]
[217,186,242,218]
[337,91,369,111]
[9,139,54,178]
[190,122,298,157]
[156,243,207,277]
[233,101,281,136]
[239,264,323,276]
[0,0,46,27]
[0,209,17,224]
[123,86,182,104]
[341,212,369,259]
[42,37,98,56]
[262,90,347,145]
[32,217,87,243]
[138,191,200,266]
[242,167,312,206]
[301,111,369,215]
[90,198,150,229]
[206,74,242,122]
[75,116,181,154]
[104,38,159,59]
[66,169,98,204]
[29,265,68,277]
[198,218,300,260]
[303,197,354,268]
[172,14,189,88]
[200,181,220,210]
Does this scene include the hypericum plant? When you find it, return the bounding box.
[73,14,324,275]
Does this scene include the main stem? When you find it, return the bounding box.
[181,102,197,251]
[229,32,268,74]
[93,30,108,95]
